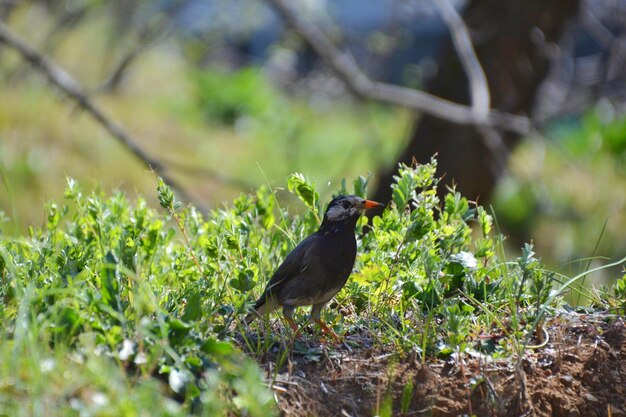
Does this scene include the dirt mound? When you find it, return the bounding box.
[244,314,626,416]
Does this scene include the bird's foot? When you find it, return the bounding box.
[314,318,342,343]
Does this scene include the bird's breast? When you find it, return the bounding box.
[320,232,356,277]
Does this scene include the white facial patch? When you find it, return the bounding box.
[325,204,351,221]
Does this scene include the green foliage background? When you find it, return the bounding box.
[2,160,624,415]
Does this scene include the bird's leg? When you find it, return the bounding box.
[314,318,341,343]
[285,316,300,333]
[310,303,341,343]
[283,305,301,339]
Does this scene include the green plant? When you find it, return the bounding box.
[1,159,624,415]
[610,272,626,313]
[0,179,275,416]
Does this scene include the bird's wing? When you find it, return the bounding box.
[254,233,319,308]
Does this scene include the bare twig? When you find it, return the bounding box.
[41,5,89,53]
[97,40,147,92]
[433,0,512,175]
[97,19,172,92]
[434,0,490,120]
[0,22,207,212]
[267,0,532,135]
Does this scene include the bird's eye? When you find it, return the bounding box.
[342,201,350,209]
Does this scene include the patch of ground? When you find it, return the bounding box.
[239,314,626,417]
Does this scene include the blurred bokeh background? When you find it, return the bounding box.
[1,0,625,283]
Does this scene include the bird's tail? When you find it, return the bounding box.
[244,293,278,325]
[244,310,258,325]
[244,293,265,324]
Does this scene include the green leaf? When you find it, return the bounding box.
[156,178,176,211]
[474,238,494,259]
[405,211,433,242]
[391,175,412,209]
[182,291,202,322]
[255,186,275,229]
[64,177,81,200]
[402,281,421,299]
[477,206,492,236]
[56,307,81,334]
[287,173,319,211]
[352,174,370,198]
[168,316,192,332]
[444,192,469,217]
[229,268,256,292]
[443,261,466,293]
[202,339,235,356]
[101,251,120,311]
[185,355,202,368]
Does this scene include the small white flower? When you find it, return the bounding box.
[169,369,189,394]
[91,392,108,407]
[452,251,478,269]
[40,358,55,373]
[134,352,148,365]
[118,339,134,361]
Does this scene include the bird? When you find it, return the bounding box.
[245,194,384,341]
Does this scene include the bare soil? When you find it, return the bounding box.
[241,313,626,417]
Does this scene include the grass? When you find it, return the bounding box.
[1,159,624,415]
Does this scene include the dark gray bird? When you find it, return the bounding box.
[245,195,384,340]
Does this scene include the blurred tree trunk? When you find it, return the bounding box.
[372,0,579,205]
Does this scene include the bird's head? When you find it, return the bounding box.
[321,195,384,227]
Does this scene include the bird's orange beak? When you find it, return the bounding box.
[362,199,385,209]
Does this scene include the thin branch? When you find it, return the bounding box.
[97,19,172,92]
[0,21,207,212]
[96,40,147,92]
[41,5,89,53]
[434,0,490,120]
[433,0,511,173]
[267,0,532,135]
